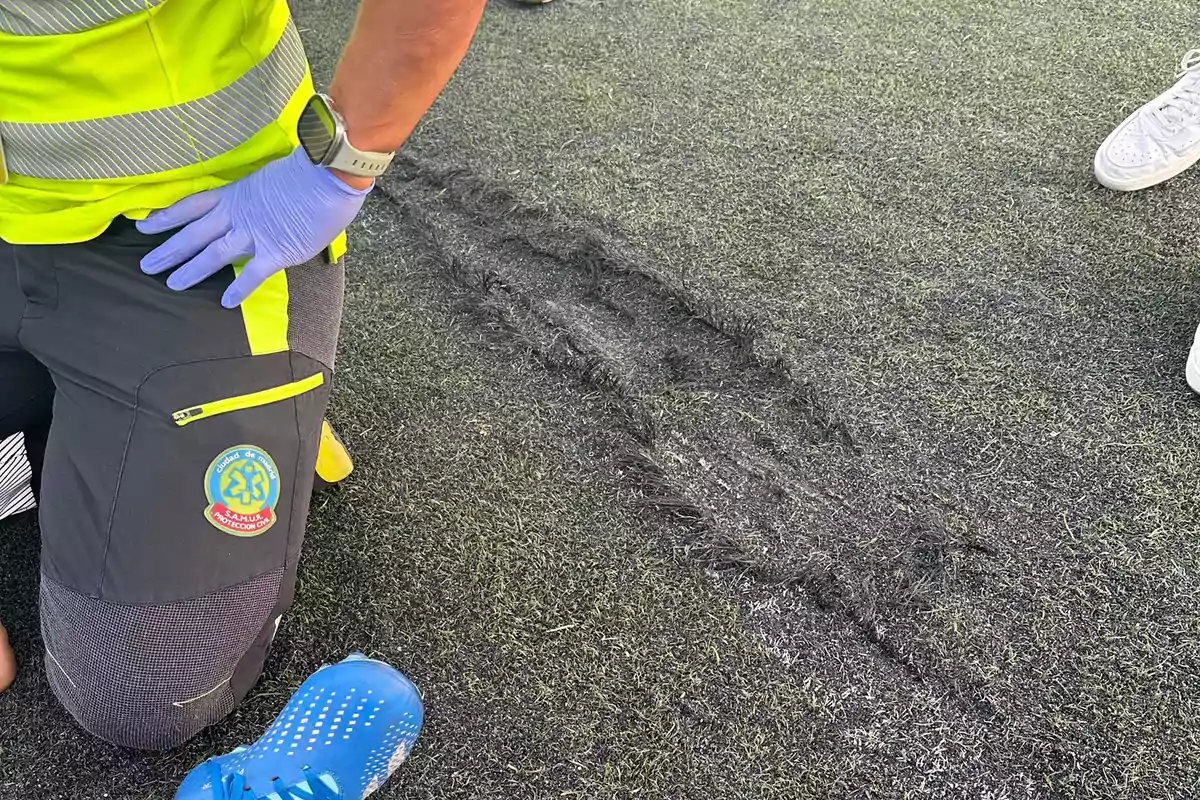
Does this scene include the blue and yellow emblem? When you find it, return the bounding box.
[204,445,281,537]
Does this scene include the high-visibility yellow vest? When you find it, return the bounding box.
[0,0,313,245]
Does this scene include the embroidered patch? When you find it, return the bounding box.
[204,445,281,537]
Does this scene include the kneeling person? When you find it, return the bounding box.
[0,0,485,751]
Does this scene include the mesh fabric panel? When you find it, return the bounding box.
[288,256,344,370]
[41,568,284,750]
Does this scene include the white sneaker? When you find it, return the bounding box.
[1095,49,1200,191]
[1186,323,1200,394]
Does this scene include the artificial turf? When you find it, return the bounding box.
[3,1,1200,797]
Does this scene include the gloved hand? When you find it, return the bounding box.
[137,147,372,308]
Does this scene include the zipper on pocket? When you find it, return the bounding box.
[172,372,325,427]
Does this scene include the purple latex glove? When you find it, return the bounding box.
[137,147,371,308]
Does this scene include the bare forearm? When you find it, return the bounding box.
[328,0,486,162]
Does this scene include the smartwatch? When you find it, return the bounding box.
[297,93,395,178]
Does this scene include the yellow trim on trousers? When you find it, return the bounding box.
[172,372,325,427]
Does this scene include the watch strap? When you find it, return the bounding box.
[325,138,395,178]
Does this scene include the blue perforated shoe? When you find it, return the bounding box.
[174,654,424,800]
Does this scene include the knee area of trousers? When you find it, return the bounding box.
[45,650,235,751]
[38,573,281,751]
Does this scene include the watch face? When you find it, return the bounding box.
[298,95,338,164]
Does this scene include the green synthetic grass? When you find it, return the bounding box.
[4,1,1200,797]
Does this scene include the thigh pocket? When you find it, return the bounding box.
[100,352,330,604]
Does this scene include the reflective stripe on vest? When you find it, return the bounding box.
[0,0,166,35]
[0,19,306,181]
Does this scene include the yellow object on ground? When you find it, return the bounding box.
[316,420,355,485]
